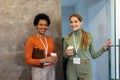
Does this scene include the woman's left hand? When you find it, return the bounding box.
[47,56,58,64]
[104,39,112,50]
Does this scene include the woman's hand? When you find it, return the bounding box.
[66,49,74,55]
[104,39,112,50]
[41,56,58,64]
[47,56,58,64]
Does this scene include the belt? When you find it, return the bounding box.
[80,59,89,63]
[69,59,90,63]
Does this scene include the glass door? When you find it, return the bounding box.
[107,0,120,79]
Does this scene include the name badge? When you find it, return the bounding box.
[44,62,50,65]
[73,57,80,64]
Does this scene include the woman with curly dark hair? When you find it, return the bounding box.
[25,13,58,80]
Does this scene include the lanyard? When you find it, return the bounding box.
[38,34,48,58]
[73,32,82,57]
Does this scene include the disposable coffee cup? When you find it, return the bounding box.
[67,46,74,50]
[50,52,57,56]
[67,46,74,55]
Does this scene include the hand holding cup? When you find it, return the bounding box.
[50,52,58,63]
[66,46,74,55]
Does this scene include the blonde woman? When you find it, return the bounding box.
[63,13,112,80]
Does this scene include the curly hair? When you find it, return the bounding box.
[33,13,51,26]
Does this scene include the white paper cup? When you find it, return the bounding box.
[50,53,57,56]
[67,46,74,50]
[67,46,74,55]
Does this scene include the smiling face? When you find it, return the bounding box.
[36,19,48,35]
[70,16,83,31]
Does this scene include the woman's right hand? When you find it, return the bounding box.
[66,49,74,55]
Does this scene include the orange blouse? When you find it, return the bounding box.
[25,34,56,66]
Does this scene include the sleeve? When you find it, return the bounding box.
[25,37,41,66]
[63,37,73,58]
[89,34,106,59]
[51,38,56,53]
[63,37,67,58]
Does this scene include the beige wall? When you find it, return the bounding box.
[0,0,63,80]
